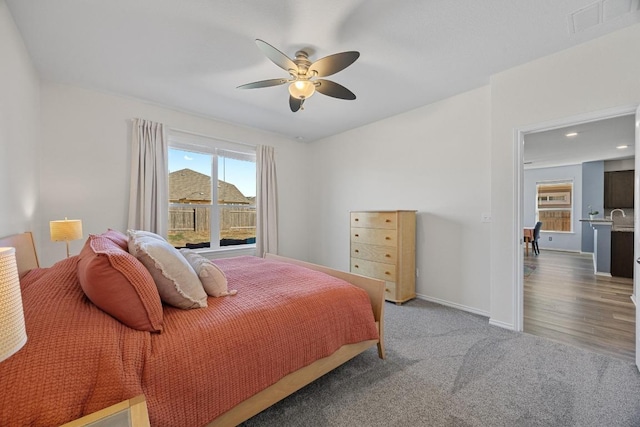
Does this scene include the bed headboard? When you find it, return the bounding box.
[0,232,40,278]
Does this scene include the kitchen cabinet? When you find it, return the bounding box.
[604,170,634,208]
[611,231,633,278]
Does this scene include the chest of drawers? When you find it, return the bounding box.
[350,210,416,304]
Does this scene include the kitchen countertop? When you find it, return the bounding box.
[579,218,633,232]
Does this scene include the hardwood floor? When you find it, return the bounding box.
[523,250,635,362]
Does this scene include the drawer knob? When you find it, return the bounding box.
[385,237,391,240]
[354,265,359,268]
[385,219,391,222]
[385,254,391,257]
[355,218,359,221]
[354,234,359,237]
[354,249,359,253]
[385,288,390,292]
[385,271,391,275]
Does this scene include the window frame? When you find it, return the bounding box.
[535,179,574,233]
[167,130,256,251]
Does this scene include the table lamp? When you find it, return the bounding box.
[0,247,27,363]
[50,218,83,258]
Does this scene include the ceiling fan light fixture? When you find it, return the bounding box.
[288,80,315,100]
[240,40,359,112]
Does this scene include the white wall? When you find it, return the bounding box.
[604,158,635,171]
[308,86,492,315]
[523,164,583,252]
[491,23,640,328]
[38,83,309,267]
[0,0,40,238]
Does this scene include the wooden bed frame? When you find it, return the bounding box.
[0,232,39,278]
[0,232,385,426]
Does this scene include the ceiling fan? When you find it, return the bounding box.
[237,39,360,112]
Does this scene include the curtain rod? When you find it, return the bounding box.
[167,126,257,148]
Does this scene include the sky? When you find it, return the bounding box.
[169,149,256,197]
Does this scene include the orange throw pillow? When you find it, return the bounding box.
[77,235,163,332]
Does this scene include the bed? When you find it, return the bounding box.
[0,232,385,426]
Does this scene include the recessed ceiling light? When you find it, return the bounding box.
[616,145,629,149]
[565,132,578,138]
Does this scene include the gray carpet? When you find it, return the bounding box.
[243,299,640,426]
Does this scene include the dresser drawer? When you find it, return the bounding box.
[351,258,396,282]
[351,212,397,229]
[383,281,397,300]
[351,228,397,247]
[351,242,397,264]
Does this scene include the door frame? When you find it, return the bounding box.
[513,104,638,333]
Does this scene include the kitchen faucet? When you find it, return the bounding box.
[610,208,626,218]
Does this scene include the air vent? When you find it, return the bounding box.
[571,3,601,32]
[570,0,640,33]
[603,0,634,21]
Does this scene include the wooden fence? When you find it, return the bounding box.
[538,210,571,232]
[169,206,256,233]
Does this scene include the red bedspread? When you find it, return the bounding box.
[0,257,149,425]
[0,255,378,426]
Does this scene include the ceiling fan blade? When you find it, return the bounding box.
[315,79,356,100]
[255,39,297,73]
[289,96,302,112]
[309,51,360,77]
[237,78,288,89]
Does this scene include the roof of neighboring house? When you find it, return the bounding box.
[169,168,250,204]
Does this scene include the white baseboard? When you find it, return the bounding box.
[538,247,581,253]
[416,293,490,318]
[595,272,612,277]
[488,318,515,330]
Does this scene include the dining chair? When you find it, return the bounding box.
[533,221,542,255]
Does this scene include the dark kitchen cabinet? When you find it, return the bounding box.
[604,170,634,208]
[611,231,633,278]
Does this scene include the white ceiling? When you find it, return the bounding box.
[6,0,640,142]
[524,114,636,169]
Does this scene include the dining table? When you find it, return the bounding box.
[523,227,535,256]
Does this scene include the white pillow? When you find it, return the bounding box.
[179,249,237,297]
[127,229,166,242]
[129,234,207,309]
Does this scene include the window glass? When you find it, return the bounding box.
[218,156,256,246]
[168,141,256,249]
[536,181,573,232]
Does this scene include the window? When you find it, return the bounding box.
[167,131,256,249]
[536,180,573,232]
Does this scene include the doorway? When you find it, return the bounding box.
[516,108,637,361]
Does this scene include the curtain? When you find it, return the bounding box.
[127,118,168,236]
[255,145,278,257]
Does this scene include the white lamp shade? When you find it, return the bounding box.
[288,80,316,99]
[50,219,83,242]
[0,247,27,363]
